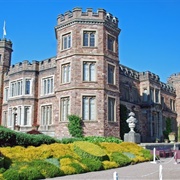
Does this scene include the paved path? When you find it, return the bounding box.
[47,157,180,180]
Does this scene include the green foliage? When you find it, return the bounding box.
[4,160,63,179]
[123,152,135,159]
[3,169,20,180]
[163,117,172,139]
[45,158,60,168]
[70,163,85,174]
[82,136,122,144]
[0,126,56,147]
[68,115,83,138]
[19,167,45,180]
[0,158,4,168]
[59,136,122,144]
[110,152,131,166]
[0,168,5,174]
[73,141,109,161]
[120,104,129,140]
[81,158,102,171]
[140,149,153,160]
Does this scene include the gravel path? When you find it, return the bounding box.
[46,157,180,180]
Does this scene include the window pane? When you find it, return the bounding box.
[25,80,30,94]
[83,97,89,120]
[83,33,88,46]
[108,97,115,121]
[90,63,95,81]
[83,63,89,81]
[90,98,95,120]
[108,65,115,84]
[90,33,95,46]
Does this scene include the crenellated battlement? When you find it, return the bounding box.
[139,71,160,82]
[39,56,56,71]
[119,64,139,80]
[0,38,13,49]
[56,7,119,29]
[4,56,57,77]
[8,60,39,75]
[160,82,176,94]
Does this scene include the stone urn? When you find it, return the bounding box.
[168,132,176,143]
[126,112,137,132]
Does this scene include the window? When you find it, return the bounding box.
[155,89,159,103]
[61,63,71,83]
[170,99,175,111]
[83,31,95,47]
[0,54,1,63]
[17,80,22,95]
[60,97,70,121]
[9,78,32,97]
[161,96,164,107]
[4,87,8,102]
[150,88,154,102]
[108,97,115,122]
[108,64,115,84]
[108,35,115,51]
[25,79,31,94]
[41,105,52,125]
[83,62,96,81]
[24,106,30,125]
[2,111,7,127]
[82,96,96,120]
[10,81,16,97]
[143,89,148,102]
[62,33,71,50]
[42,76,54,95]
[8,108,12,127]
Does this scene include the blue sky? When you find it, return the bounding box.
[0,0,180,82]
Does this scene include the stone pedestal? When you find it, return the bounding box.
[124,131,141,144]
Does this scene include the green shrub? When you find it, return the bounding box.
[45,158,60,168]
[73,141,109,161]
[0,168,5,174]
[110,152,131,166]
[81,158,102,171]
[68,115,83,138]
[70,162,86,174]
[0,126,16,147]
[140,149,153,160]
[0,126,57,147]
[3,169,20,180]
[83,136,122,144]
[29,160,63,178]
[0,158,4,168]
[19,167,44,180]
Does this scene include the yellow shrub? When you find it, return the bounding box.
[0,143,78,162]
[0,174,4,180]
[102,161,118,169]
[60,165,76,175]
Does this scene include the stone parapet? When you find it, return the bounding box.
[139,71,160,82]
[56,7,119,31]
[39,56,56,71]
[0,39,13,50]
[119,64,139,80]
[7,60,39,75]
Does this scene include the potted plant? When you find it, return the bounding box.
[168,132,176,143]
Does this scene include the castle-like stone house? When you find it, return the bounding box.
[0,8,178,142]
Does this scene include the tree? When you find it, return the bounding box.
[68,115,83,138]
